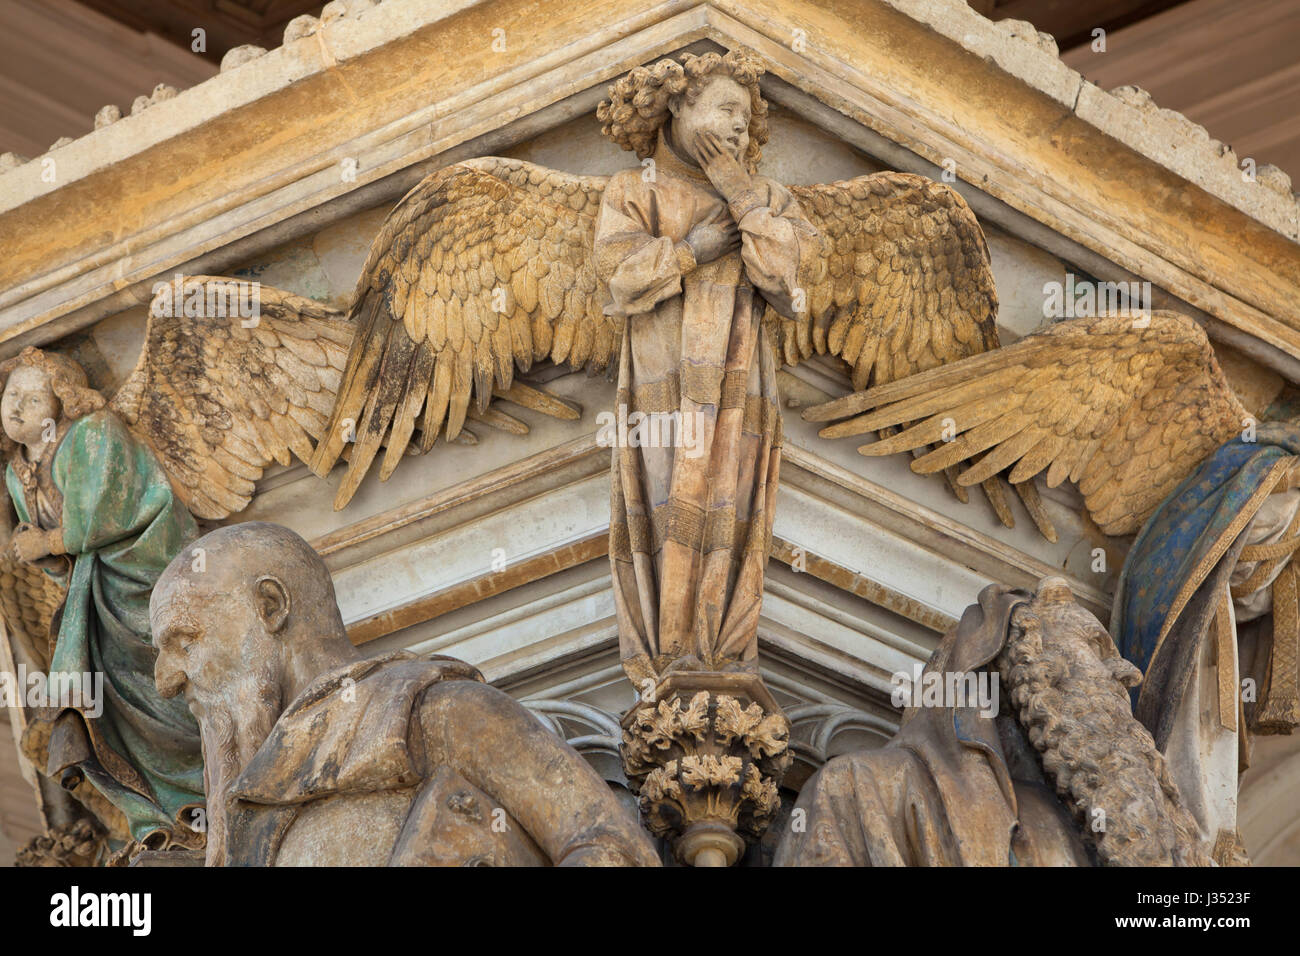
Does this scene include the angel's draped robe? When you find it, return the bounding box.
[594,134,818,682]
[8,409,205,844]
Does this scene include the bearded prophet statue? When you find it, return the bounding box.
[1,278,583,857]
[776,578,1213,867]
[806,309,1300,862]
[149,522,659,867]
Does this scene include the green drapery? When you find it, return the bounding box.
[8,409,205,843]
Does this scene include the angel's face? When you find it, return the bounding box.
[1,365,59,449]
[671,75,751,165]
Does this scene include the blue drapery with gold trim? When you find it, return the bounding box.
[1112,422,1300,742]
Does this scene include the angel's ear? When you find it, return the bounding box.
[254,575,290,635]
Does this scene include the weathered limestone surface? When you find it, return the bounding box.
[1,0,1297,867]
[1,0,1296,375]
[149,522,659,867]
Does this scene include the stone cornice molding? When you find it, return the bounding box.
[0,0,1296,372]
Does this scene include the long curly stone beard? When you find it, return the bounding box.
[996,607,1212,867]
[196,664,282,867]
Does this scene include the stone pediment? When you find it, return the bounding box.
[0,0,1293,706]
[0,0,1297,372]
[3,0,1300,866]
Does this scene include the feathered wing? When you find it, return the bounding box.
[110,278,353,520]
[0,554,64,672]
[771,172,1000,386]
[776,172,1045,530]
[803,312,1249,537]
[310,158,613,508]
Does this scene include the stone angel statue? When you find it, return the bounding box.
[3,277,577,862]
[804,309,1300,862]
[0,284,354,853]
[307,48,1010,687]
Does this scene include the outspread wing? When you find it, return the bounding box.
[772,172,1000,387]
[110,277,353,519]
[779,172,1023,528]
[804,312,1248,536]
[311,158,611,508]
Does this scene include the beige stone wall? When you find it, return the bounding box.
[0,710,42,861]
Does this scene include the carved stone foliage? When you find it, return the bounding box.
[621,671,792,866]
[15,818,104,867]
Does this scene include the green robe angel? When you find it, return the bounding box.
[5,370,204,846]
[0,280,353,852]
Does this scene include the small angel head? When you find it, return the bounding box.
[597,49,769,173]
[0,348,103,453]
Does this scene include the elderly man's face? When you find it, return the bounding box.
[151,561,281,711]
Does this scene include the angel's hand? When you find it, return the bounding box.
[695,132,753,204]
[684,219,741,265]
[10,525,51,564]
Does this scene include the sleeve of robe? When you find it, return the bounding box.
[594,170,694,317]
[419,679,662,866]
[729,177,820,319]
[54,410,198,575]
[5,467,25,523]
[4,465,59,576]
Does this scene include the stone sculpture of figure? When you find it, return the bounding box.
[590,52,817,682]
[776,577,1213,867]
[0,286,361,852]
[233,47,1005,860]
[149,521,660,867]
[0,280,586,855]
[1,348,205,850]
[309,48,1006,687]
[806,309,1298,862]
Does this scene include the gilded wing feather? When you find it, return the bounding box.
[311,158,610,508]
[109,277,353,520]
[803,312,1248,536]
[771,172,1000,386]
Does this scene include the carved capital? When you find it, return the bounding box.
[621,672,791,865]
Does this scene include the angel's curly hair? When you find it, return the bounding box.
[0,348,103,461]
[0,348,104,422]
[596,49,769,172]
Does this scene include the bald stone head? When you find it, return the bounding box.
[151,522,354,711]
